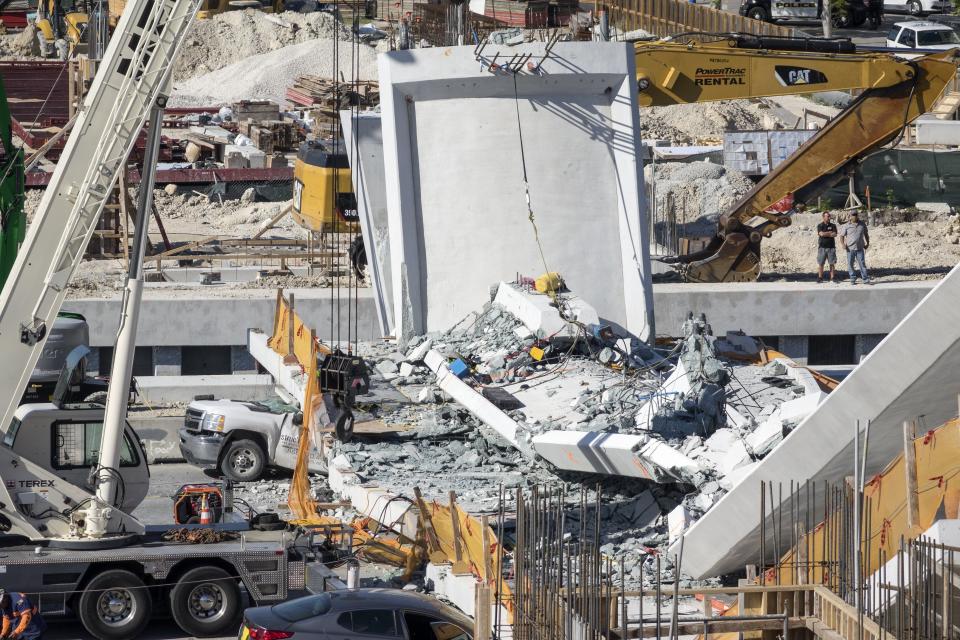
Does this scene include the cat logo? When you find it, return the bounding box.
[775,66,828,87]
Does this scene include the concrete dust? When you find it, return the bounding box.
[171,29,379,106]
[762,210,960,281]
[172,10,354,81]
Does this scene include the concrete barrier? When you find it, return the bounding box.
[136,374,275,404]
[129,415,185,463]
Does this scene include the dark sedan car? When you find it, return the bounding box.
[239,589,474,640]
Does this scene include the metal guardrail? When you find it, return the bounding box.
[604,0,797,39]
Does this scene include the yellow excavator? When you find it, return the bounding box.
[35,0,89,58]
[634,35,958,282]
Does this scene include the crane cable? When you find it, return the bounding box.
[510,71,553,292]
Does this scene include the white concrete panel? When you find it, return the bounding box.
[678,263,960,579]
[340,110,393,336]
[379,42,653,342]
[531,430,700,482]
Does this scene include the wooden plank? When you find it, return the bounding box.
[904,419,919,533]
[618,617,806,638]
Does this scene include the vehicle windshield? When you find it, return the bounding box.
[2,418,20,447]
[249,397,298,414]
[917,29,960,46]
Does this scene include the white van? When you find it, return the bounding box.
[886,21,960,50]
[884,0,951,16]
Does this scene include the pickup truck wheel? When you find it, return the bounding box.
[170,566,242,637]
[220,439,265,481]
[78,569,152,640]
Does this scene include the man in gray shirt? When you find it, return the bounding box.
[839,211,871,284]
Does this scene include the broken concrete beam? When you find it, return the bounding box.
[493,281,599,339]
[328,453,420,539]
[675,263,960,579]
[531,430,699,483]
[634,359,691,429]
[744,415,784,457]
[247,329,308,407]
[423,349,525,451]
[667,504,691,544]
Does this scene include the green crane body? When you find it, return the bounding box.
[0,75,26,287]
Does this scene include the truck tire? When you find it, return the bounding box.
[170,566,242,637]
[220,438,265,481]
[908,0,922,14]
[747,5,769,20]
[78,569,152,640]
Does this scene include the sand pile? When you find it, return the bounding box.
[0,25,41,59]
[173,10,353,81]
[762,211,960,280]
[640,100,781,143]
[171,36,379,106]
[646,161,754,234]
[153,190,308,238]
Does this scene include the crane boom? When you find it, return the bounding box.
[634,37,959,282]
[0,0,199,468]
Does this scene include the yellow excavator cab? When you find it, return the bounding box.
[291,140,359,234]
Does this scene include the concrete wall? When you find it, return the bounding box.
[63,288,382,347]
[340,111,394,337]
[653,280,934,338]
[379,42,654,342]
[63,280,933,357]
[678,264,960,579]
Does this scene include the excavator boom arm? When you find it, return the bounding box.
[635,38,918,107]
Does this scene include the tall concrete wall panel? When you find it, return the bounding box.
[679,264,960,578]
[340,111,393,336]
[379,42,654,341]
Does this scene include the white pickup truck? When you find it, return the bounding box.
[179,396,327,481]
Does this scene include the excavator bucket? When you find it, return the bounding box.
[683,233,761,283]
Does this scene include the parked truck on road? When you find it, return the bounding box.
[180,396,327,481]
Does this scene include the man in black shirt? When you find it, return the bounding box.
[816,211,838,283]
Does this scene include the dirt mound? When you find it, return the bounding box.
[173,10,354,81]
[640,100,782,144]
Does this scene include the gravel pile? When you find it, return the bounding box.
[173,10,354,81]
[171,36,379,106]
[646,161,755,235]
[640,99,781,144]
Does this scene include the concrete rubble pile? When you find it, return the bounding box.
[322,279,829,573]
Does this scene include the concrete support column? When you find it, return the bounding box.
[779,335,809,364]
[855,334,886,362]
[231,345,258,374]
[152,346,182,376]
